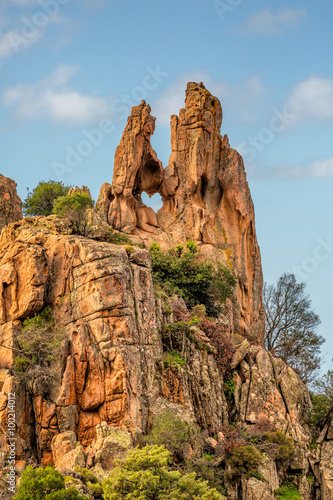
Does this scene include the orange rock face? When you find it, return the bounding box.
[0,174,22,233]
[98,101,164,234]
[0,220,161,465]
[97,82,264,341]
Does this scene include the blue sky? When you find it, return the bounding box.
[0,0,332,371]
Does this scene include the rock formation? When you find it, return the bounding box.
[97,83,264,342]
[0,175,22,233]
[0,83,332,500]
[96,101,164,234]
[0,217,332,499]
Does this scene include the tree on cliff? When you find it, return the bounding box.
[149,241,237,317]
[264,273,324,384]
[309,369,333,429]
[23,180,72,216]
[102,444,224,499]
[53,191,94,235]
[12,306,63,397]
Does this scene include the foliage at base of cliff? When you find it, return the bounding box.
[12,466,89,500]
[102,445,225,500]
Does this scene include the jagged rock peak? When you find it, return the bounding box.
[97,82,264,342]
[97,100,164,234]
[0,174,22,234]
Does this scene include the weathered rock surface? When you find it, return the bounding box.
[97,83,264,342]
[99,101,164,234]
[0,219,227,467]
[0,174,22,233]
[0,85,330,500]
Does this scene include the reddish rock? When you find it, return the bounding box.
[97,83,264,341]
[97,101,164,234]
[0,174,22,233]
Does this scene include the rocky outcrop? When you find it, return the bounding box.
[0,84,329,500]
[0,218,229,467]
[0,174,22,233]
[97,83,264,342]
[98,101,164,234]
[0,218,160,466]
[0,216,330,499]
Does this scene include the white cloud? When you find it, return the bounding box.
[151,72,268,126]
[0,28,42,60]
[0,0,71,62]
[239,8,307,35]
[250,157,333,180]
[2,65,109,126]
[287,75,333,122]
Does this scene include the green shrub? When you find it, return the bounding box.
[275,482,302,499]
[263,431,295,461]
[149,243,236,317]
[73,467,102,498]
[307,394,332,426]
[144,411,201,460]
[191,304,207,318]
[124,244,136,255]
[226,445,263,478]
[107,230,132,245]
[224,377,236,400]
[75,468,99,485]
[250,472,264,481]
[46,488,89,500]
[187,457,225,494]
[102,444,225,499]
[53,192,94,235]
[23,180,71,216]
[162,351,186,369]
[14,306,63,395]
[87,481,103,497]
[12,466,89,500]
[162,319,199,355]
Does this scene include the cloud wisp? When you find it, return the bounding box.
[0,0,71,63]
[287,75,333,123]
[249,156,333,181]
[2,64,109,126]
[151,72,268,126]
[238,8,307,35]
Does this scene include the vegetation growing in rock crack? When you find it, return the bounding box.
[149,241,237,317]
[106,228,133,245]
[53,191,94,235]
[73,468,103,498]
[225,444,263,480]
[22,180,72,216]
[263,272,324,384]
[274,482,302,499]
[308,369,333,430]
[143,411,202,460]
[13,306,63,396]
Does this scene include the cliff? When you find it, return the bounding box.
[97,83,264,343]
[0,84,332,499]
